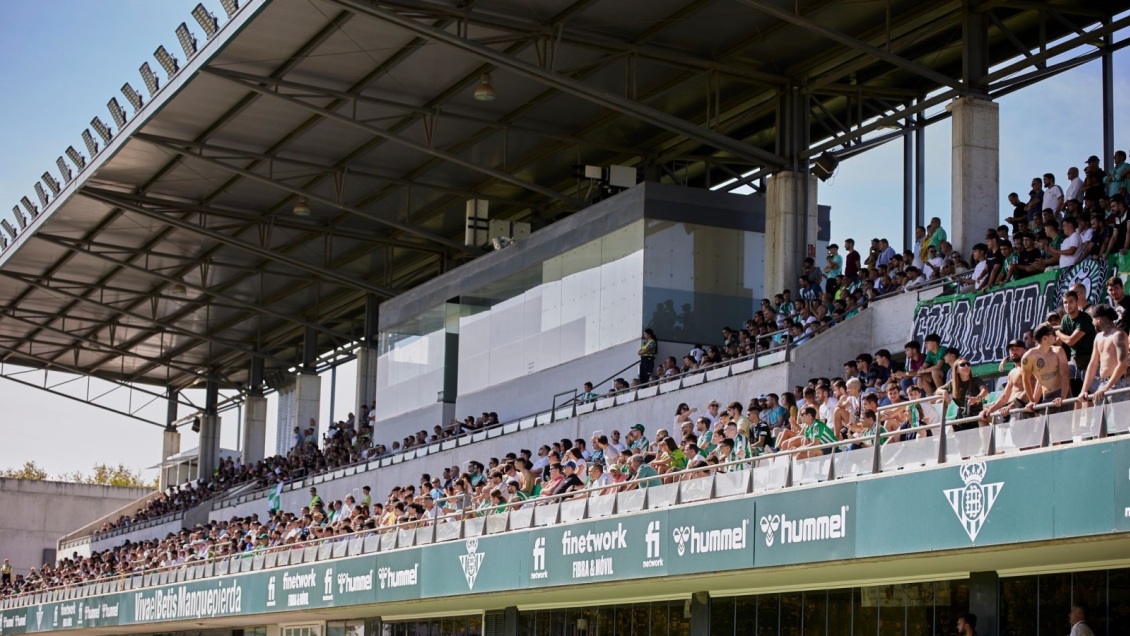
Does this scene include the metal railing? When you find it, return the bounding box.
[7,386,1125,608]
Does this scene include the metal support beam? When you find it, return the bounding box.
[963,0,991,96]
[915,107,926,228]
[201,69,587,210]
[328,0,787,169]
[303,326,318,373]
[32,232,354,344]
[167,390,180,427]
[734,0,963,91]
[80,188,400,299]
[249,356,265,396]
[0,366,166,428]
[903,115,914,250]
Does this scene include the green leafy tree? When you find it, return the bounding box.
[0,460,48,480]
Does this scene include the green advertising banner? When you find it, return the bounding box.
[752,483,857,568]
[1,439,1128,635]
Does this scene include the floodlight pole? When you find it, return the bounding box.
[1102,17,1115,173]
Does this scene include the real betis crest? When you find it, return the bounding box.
[459,538,485,590]
[943,462,1003,542]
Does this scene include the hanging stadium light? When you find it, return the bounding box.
[34,183,49,209]
[2,219,17,240]
[108,98,128,129]
[192,4,219,39]
[82,129,100,157]
[56,157,73,184]
[140,63,161,97]
[176,22,198,58]
[91,117,113,144]
[154,46,179,77]
[473,74,496,101]
[11,207,26,230]
[220,0,240,18]
[42,172,61,197]
[66,146,86,170]
[122,83,144,111]
[20,196,39,220]
[292,196,311,217]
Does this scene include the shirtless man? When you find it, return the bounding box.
[1079,304,1130,404]
[1020,322,1070,412]
[981,339,1031,422]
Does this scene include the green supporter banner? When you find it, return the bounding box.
[911,257,1114,371]
[2,439,1129,634]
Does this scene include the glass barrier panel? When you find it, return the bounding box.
[730,359,755,375]
[534,503,560,527]
[240,556,253,573]
[203,562,215,577]
[1107,400,1130,434]
[706,366,731,382]
[416,526,435,545]
[683,372,706,387]
[304,545,318,562]
[318,543,333,561]
[637,385,659,399]
[993,417,1043,454]
[880,434,939,473]
[616,392,637,405]
[215,559,228,576]
[1048,404,1102,443]
[575,403,596,415]
[794,454,831,485]
[587,492,616,518]
[332,541,349,558]
[560,498,587,522]
[659,379,682,394]
[503,421,521,434]
[509,507,534,529]
[616,488,646,513]
[834,446,874,480]
[753,455,789,492]
[380,531,397,551]
[464,516,486,537]
[363,535,381,553]
[713,468,750,497]
[679,474,713,503]
[596,396,617,410]
[276,550,291,566]
[398,528,417,547]
[647,482,679,509]
[264,551,278,568]
[486,513,509,534]
[435,520,461,542]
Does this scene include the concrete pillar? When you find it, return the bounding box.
[969,571,999,636]
[197,414,221,479]
[764,171,818,298]
[947,96,999,254]
[242,395,268,466]
[295,372,322,440]
[690,591,710,635]
[159,428,181,489]
[355,346,378,422]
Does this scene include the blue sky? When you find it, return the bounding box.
[0,1,1126,477]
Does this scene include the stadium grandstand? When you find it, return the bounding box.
[1,1,1130,635]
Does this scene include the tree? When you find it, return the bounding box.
[1,461,153,489]
[0,460,48,480]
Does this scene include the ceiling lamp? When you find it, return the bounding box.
[171,282,188,296]
[293,196,311,216]
[473,74,496,101]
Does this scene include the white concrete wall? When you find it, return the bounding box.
[0,479,151,574]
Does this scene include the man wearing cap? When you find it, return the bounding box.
[1083,155,1106,201]
[552,462,585,496]
[627,424,649,454]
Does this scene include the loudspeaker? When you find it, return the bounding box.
[813,151,839,182]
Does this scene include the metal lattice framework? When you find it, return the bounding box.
[0,0,1125,425]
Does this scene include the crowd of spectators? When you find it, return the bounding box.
[11,152,1129,597]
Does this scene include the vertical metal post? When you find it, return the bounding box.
[329,365,337,422]
[915,106,926,228]
[1102,18,1115,172]
[937,402,948,464]
[303,325,318,373]
[166,389,179,426]
[903,117,914,250]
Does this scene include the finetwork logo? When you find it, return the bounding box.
[759,506,849,547]
[642,521,663,568]
[672,520,749,555]
[531,537,548,580]
[322,568,334,602]
[460,539,485,590]
[267,576,277,607]
[944,462,1003,542]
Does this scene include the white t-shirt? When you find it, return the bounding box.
[971,260,988,286]
[1065,177,1084,203]
[1060,232,1082,268]
[1044,184,1064,212]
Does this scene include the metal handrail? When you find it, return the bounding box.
[10,386,1122,606]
